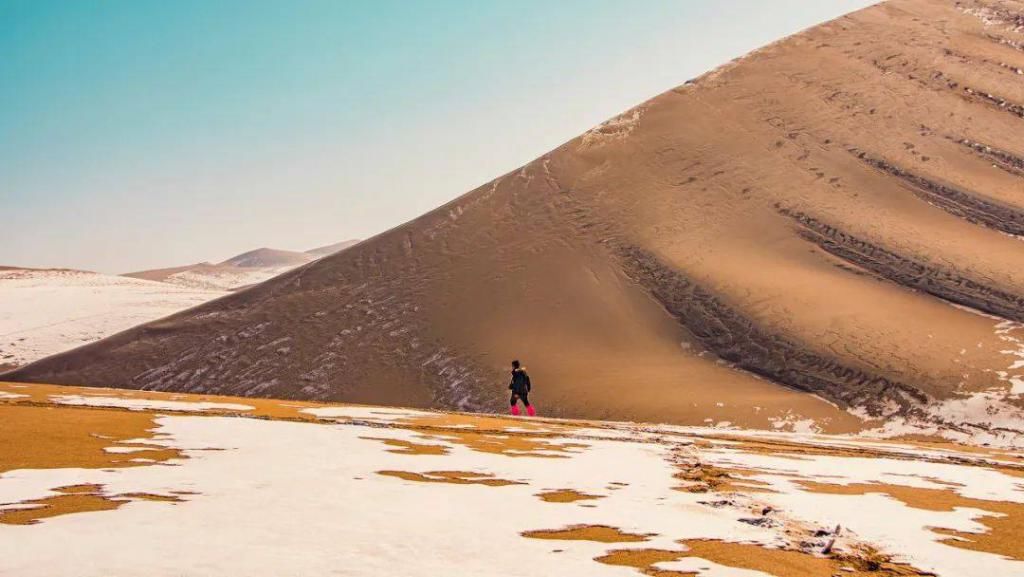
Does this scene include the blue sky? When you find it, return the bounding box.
[0,0,877,273]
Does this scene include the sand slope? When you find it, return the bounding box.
[8,0,1024,436]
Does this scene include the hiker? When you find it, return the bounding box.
[508,359,535,416]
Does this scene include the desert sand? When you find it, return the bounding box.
[7,0,1024,441]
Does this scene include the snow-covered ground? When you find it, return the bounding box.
[0,269,227,367]
[2,382,1022,576]
[151,265,297,291]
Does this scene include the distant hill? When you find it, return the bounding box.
[123,241,359,291]
[305,239,361,258]
[220,248,314,269]
[0,241,360,367]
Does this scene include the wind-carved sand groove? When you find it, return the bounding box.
[960,85,1024,120]
[616,245,928,416]
[779,207,1024,322]
[953,138,1024,178]
[852,150,1024,237]
[941,47,1024,78]
[987,32,1024,53]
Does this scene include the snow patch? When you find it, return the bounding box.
[300,405,435,422]
[103,446,159,454]
[580,107,645,147]
[995,321,1024,395]
[48,395,254,413]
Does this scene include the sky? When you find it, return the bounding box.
[0,0,878,273]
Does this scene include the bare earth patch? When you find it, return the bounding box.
[798,481,1024,561]
[523,524,653,543]
[535,489,604,503]
[416,429,588,459]
[0,404,181,473]
[358,436,450,456]
[0,484,184,525]
[677,540,927,577]
[678,461,785,494]
[376,470,524,487]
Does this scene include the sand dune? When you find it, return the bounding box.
[8,0,1024,440]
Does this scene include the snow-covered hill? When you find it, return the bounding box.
[0,268,226,369]
[219,247,313,268]
[305,239,360,258]
[123,262,301,291]
[123,240,359,291]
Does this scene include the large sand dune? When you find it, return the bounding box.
[7,0,1024,439]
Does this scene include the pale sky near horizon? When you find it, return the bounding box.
[1,0,877,274]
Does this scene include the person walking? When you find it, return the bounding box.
[508,359,535,416]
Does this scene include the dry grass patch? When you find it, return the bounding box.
[523,524,653,543]
[0,484,185,526]
[0,404,180,473]
[400,412,565,433]
[673,462,728,493]
[376,470,524,486]
[418,430,586,459]
[798,481,1024,561]
[119,493,186,503]
[674,461,773,493]
[0,382,326,421]
[594,548,695,577]
[535,489,604,503]
[596,540,927,577]
[679,540,927,576]
[359,436,450,455]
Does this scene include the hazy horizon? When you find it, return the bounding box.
[1,0,877,274]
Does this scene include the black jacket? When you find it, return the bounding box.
[509,367,531,395]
